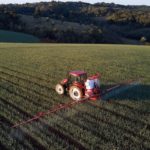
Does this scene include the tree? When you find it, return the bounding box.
[140,36,147,43]
[34,7,41,17]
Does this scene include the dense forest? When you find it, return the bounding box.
[0,1,150,44]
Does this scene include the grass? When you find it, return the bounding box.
[0,30,39,43]
[0,43,150,150]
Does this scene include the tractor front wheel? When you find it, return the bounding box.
[55,84,64,95]
[69,86,83,101]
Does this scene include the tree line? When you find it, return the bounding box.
[0,1,149,43]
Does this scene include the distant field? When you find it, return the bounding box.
[0,43,150,150]
[0,30,39,43]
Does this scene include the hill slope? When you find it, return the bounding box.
[0,30,39,43]
[0,1,150,43]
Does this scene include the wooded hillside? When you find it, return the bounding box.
[0,1,150,44]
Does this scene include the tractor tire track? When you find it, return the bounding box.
[65,106,150,148]
[1,68,86,150]
[39,119,88,150]
[0,78,102,149]
[88,102,150,130]
[103,100,150,124]
[0,75,54,101]
[1,69,147,119]
[0,115,47,150]
[78,113,149,149]
[0,114,13,127]
[0,142,8,150]
[0,84,148,149]
[2,65,147,115]
[67,104,150,145]
[0,65,149,148]
[0,70,55,92]
[1,66,147,116]
[0,62,61,80]
[0,70,67,106]
[43,118,95,148]
[0,83,89,149]
[0,97,32,121]
[1,66,148,118]
[108,100,150,115]
[58,114,116,146]
[57,109,128,147]
[0,83,47,110]
[52,122,104,149]
[0,71,148,124]
[76,109,150,143]
[0,65,51,84]
[0,96,82,150]
[0,76,65,111]
[1,71,149,134]
[0,131,28,150]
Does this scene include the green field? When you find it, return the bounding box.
[0,30,39,43]
[0,43,150,150]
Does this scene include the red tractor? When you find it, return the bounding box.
[55,71,100,101]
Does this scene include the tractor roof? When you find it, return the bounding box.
[69,71,86,76]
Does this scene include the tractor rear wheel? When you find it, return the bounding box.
[69,86,83,101]
[55,84,64,95]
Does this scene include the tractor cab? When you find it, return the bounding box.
[68,71,87,84]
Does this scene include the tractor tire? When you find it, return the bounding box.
[55,84,64,95]
[69,86,83,101]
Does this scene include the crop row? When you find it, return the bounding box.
[0,83,99,149]
[1,63,149,112]
[0,70,146,135]
[0,70,96,149]
[0,61,62,79]
[74,105,150,148]
[0,63,149,113]
[0,62,63,86]
[0,72,148,137]
[0,69,65,103]
[0,84,149,149]
[0,100,48,150]
[0,88,81,149]
[0,67,148,130]
[89,101,150,132]
[0,65,150,149]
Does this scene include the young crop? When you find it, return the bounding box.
[0,43,149,149]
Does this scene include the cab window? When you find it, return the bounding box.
[69,75,80,82]
[80,74,87,81]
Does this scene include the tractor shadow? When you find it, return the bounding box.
[100,84,150,102]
